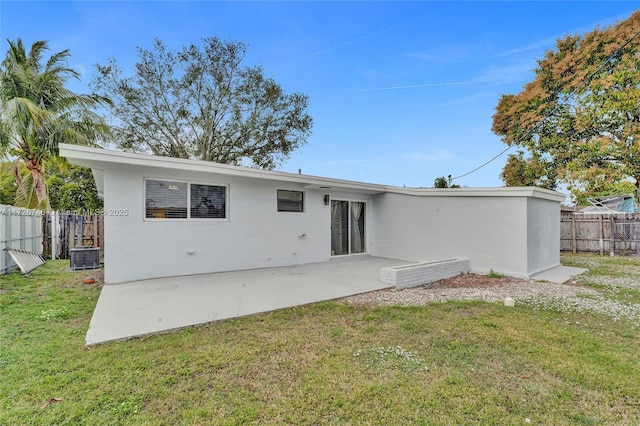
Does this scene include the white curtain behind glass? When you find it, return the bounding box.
[350,202,364,253]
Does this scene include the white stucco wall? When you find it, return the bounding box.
[102,167,562,282]
[102,164,339,283]
[526,196,561,274]
[59,145,565,283]
[368,189,561,278]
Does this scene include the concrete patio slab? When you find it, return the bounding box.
[86,257,588,345]
[530,265,587,283]
[86,256,408,345]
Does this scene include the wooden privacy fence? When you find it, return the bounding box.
[1,205,43,275]
[42,211,104,260]
[561,212,640,256]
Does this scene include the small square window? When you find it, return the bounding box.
[277,190,304,212]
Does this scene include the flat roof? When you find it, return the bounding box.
[59,143,567,202]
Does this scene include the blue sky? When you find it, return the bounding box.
[1,1,638,188]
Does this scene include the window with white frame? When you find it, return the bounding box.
[277,190,304,212]
[145,179,227,219]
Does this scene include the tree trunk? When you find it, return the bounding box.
[25,159,51,212]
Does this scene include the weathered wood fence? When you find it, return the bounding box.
[42,211,104,260]
[2,205,104,274]
[6,203,638,276]
[561,212,640,256]
[1,204,43,275]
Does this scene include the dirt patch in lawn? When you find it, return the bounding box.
[427,274,527,289]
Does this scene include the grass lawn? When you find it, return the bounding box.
[1,255,639,425]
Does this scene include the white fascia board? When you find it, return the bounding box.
[59,144,567,202]
[58,144,387,194]
[384,186,567,202]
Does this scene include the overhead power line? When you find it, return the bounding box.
[450,23,640,183]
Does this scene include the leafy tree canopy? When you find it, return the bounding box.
[0,161,18,205]
[500,151,558,190]
[91,37,313,169]
[46,164,103,212]
[492,11,640,203]
[432,176,460,188]
[0,161,102,212]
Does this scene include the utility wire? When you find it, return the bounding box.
[450,24,640,182]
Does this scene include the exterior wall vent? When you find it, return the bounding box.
[70,247,101,270]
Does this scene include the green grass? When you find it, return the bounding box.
[487,268,505,278]
[562,253,640,305]
[1,256,640,425]
[561,252,640,278]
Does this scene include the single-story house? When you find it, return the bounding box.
[60,143,565,285]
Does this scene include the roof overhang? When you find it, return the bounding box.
[59,143,567,202]
[59,144,387,194]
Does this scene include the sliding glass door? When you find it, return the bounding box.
[331,200,366,256]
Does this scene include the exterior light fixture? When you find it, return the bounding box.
[324,194,330,205]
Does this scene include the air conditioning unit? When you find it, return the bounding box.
[70,247,101,270]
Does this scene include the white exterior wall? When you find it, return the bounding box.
[103,164,337,283]
[526,196,561,275]
[101,167,562,282]
[369,192,539,278]
[59,145,565,283]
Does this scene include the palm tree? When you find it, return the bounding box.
[0,39,111,210]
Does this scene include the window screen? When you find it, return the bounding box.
[145,180,187,219]
[145,179,227,219]
[277,190,304,212]
[191,184,226,219]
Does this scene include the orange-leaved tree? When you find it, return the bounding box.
[492,11,640,202]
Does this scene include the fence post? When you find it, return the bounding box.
[52,211,58,260]
[2,206,11,274]
[76,215,83,247]
[610,215,615,256]
[68,213,74,256]
[92,214,98,247]
[19,214,25,250]
[571,213,577,253]
[32,212,38,253]
[598,214,604,255]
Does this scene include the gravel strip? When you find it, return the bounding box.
[345,279,599,306]
[580,275,640,291]
[344,276,640,326]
